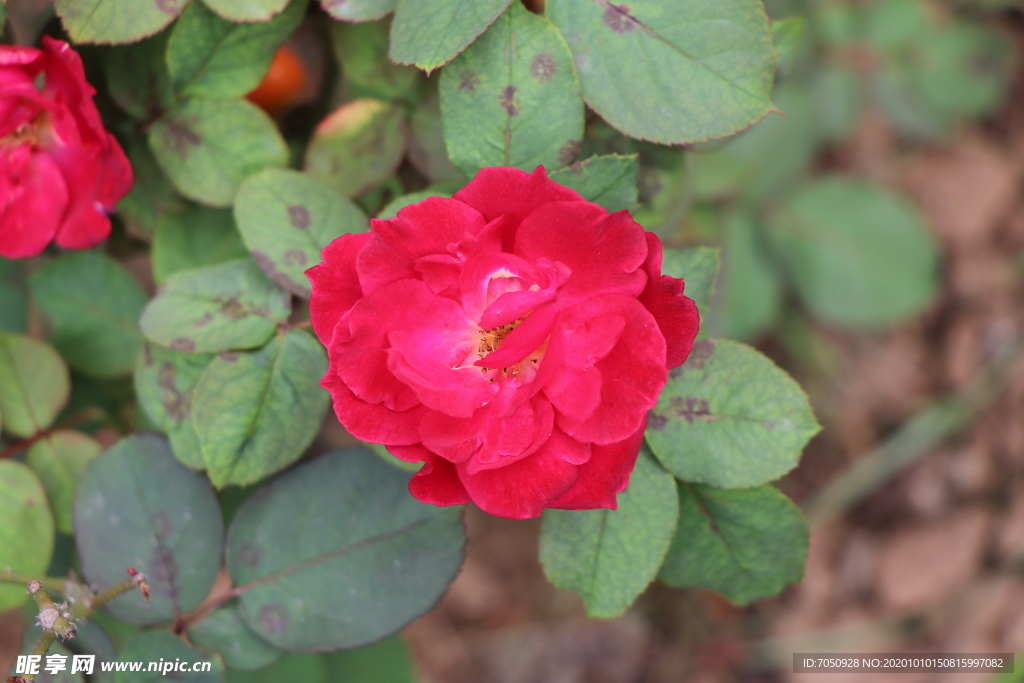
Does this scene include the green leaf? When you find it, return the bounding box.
[153,205,249,285]
[718,209,782,341]
[150,98,288,207]
[30,251,147,378]
[771,17,804,75]
[377,189,453,220]
[55,0,190,44]
[647,339,819,488]
[659,483,808,605]
[409,95,464,185]
[226,654,324,683]
[332,18,419,101]
[661,246,720,321]
[539,449,678,618]
[204,0,291,22]
[389,0,514,72]
[440,2,582,177]
[321,0,394,21]
[0,258,28,332]
[117,139,182,241]
[192,330,329,487]
[26,431,102,534]
[140,259,291,354]
[304,98,408,198]
[325,636,413,682]
[134,343,216,469]
[187,603,283,670]
[549,154,638,213]
[116,631,224,683]
[226,447,466,650]
[547,0,776,144]
[767,177,940,329]
[106,31,175,120]
[235,169,368,297]
[0,333,69,438]
[167,0,307,99]
[74,435,224,625]
[0,461,54,611]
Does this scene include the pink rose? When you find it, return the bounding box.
[308,167,699,519]
[0,37,133,259]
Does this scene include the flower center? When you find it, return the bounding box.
[476,317,524,359]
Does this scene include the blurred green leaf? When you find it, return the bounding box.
[320,0,395,21]
[134,343,216,469]
[718,209,782,341]
[409,95,464,185]
[659,483,807,605]
[539,448,678,618]
[661,246,720,321]
[304,99,408,197]
[549,154,638,213]
[389,0,514,72]
[192,330,329,487]
[31,252,147,378]
[117,139,182,241]
[226,447,465,650]
[548,0,776,144]
[325,636,413,683]
[150,98,288,207]
[116,631,224,683]
[235,169,368,297]
[75,435,224,625]
[813,65,860,143]
[26,431,101,534]
[167,0,307,98]
[771,17,803,75]
[378,189,453,220]
[55,0,188,44]
[440,2,583,177]
[0,258,28,332]
[767,177,940,329]
[332,17,419,100]
[140,259,291,354]
[188,603,283,670]
[226,654,325,683]
[204,0,291,22]
[106,30,175,120]
[647,339,819,488]
[0,332,69,438]
[0,461,53,611]
[153,206,249,285]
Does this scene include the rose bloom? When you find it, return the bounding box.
[0,37,132,259]
[308,167,698,519]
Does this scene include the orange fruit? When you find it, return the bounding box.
[247,45,308,114]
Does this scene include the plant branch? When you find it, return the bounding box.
[0,571,67,595]
[0,408,105,460]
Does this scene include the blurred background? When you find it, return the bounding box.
[4,0,1024,680]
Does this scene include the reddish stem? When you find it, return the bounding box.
[0,408,105,460]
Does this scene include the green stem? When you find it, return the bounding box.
[0,571,67,595]
[92,576,142,609]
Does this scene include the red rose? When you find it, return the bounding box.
[0,38,133,259]
[308,167,699,519]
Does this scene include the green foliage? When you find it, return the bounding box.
[661,246,721,320]
[149,98,288,207]
[767,177,939,329]
[378,189,453,219]
[116,631,224,682]
[226,448,465,650]
[325,636,414,682]
[187,603,283,670]
[74,435,224,625]
[548,0,777,144]
[31,252,148,378]
[235,169,368,297]
[304,99,409,198]
[320,0,395,22]
[332,18,419,101]
[55,0,189,44]
[167,0,306,99]
[389,0,514,72]
[140,259,291,354]
[440,2,583,177]
[718,209,783,341]
[0,333,69,438]
[659,483,808,605]
[191,330,329,487]
[0,259,28,332]
[540,449,678,618]
[0,462,53,610]
[106,31,175,121]
[134,343,216,469]
[226,654,325,683]
[409,95,464,185]
[117,141,181,240]
[152,206,250,284]
[26,431,101,534]
[548,154,638,213]
[204,0,291,22]
[647,339,820,488]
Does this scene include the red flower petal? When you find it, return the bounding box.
[548,424,645,510]
[0,147,68,259]
[638,233,700,369]
[408,450,472,506]
[321,368,427,445]
[307,232,369,345]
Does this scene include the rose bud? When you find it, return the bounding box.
[0,37,133,259]
[307,167,699,520]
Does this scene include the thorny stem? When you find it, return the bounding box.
[0,408,105,460]
[0,571,66,595]
[93,573,148,609]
